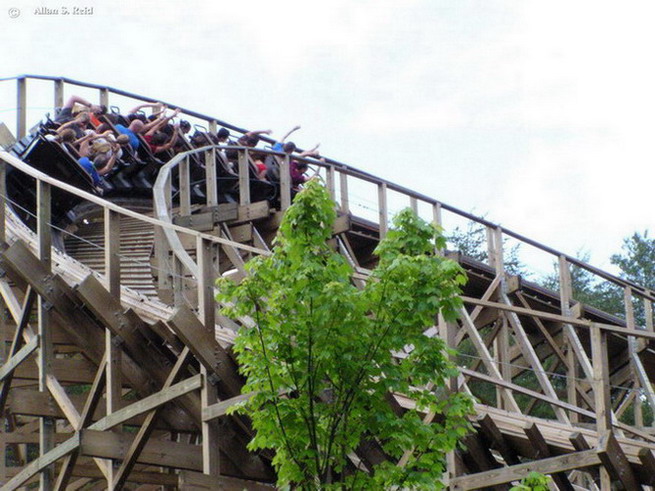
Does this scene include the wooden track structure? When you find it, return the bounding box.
[1,77,655,490]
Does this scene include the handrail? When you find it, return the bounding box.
[3,75,653,306]
[0,150,269,259]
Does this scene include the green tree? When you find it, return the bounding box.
[217,179,474,489]
[611,230,655,289]
[509,471,551,490]
[448,220,526,277]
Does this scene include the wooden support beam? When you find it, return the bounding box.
[0,286,36,416]
[339,172,349,213]
[458,307,522,414]
[238,149,250,206]
[523,423,574,491]
[597,431,639,490]
[16,77,26,139]
[478,414,520,466]
[167,306,244,398]
[3,433,81,491]
[450,449,601,490]
[462,434,501,473]
[378,182,388,239]
[0,333,38,381]
[500,292,570,424]
[54,356,108,491]
[178,470,275,490]
[111,347,192,489]
[279,154,291,211]
[89,374,202,432]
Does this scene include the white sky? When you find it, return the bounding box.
[2,0,654,276]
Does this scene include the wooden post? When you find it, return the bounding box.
[409,196,418,214]
[645,296,654,332]
[53,79,64,112]
[591,324,611,433]
[326,165,336,201]
[339,172,349,213]
[196,236,221,477]
[17,77,26,139]
[0,158,6,245]
[208,120,218,134]
[37,180,54,490]
[238,149,250,206]
[104,208,121,487]
[378,182,388,240]
[179,156,191,217]
[279,155,291,211]
[624,286,644,427]
[559,256,579,423]
[99,88,109,109]
[205,148,218,207]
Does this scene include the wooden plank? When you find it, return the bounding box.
[638,448,655,487]
[500,292,570,424]
[80,430,202,472]
[450,449,601,490]
[378,182,388,239]
[89,374,202,432]
[597,431,640,490]
[111,347,192,489]
[3,433,81,490]
[178,470,274,490]
[238,149,250,206]
[0,334,39,381]
[478,414,520,465]
[458,307,522,414]
[54,356,108,491]
[523,423,574,491]
[279,155,291,211]
[16,77,26,139]
[591,325,611,433]
[167,306,244,398]
[202,392,256,422]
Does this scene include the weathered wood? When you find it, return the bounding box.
[0,286,36,416]
[280,154,291,211]
[450,449,600,490]
[591,325,611,433]
[53,356,108,491]
[501,293,570,424]
[0,334,38,381]
[458,307,521,413]
[238,149,250,206]
[89,374,202,432]
[378,182,388,239]
[597,431,639,490]
[178,470,275,490]
[167,306,244,398]
[16,78,26,139]
[523,423,574,491]
[3,433,81,491]
[111,347,192,489]
[478,414,520,465]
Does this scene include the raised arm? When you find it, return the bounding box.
[97,153,118,176]
[143,108,180,135]
[155,125,180,153]
[128,102,165,114]
[244,129,272,138]
[279,125,301,143]
[298,143,320,158]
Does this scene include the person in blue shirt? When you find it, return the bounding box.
[78,153,117,191]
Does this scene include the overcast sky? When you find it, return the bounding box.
[2,0,654,276]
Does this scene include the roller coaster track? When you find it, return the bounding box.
[1,76,655,490]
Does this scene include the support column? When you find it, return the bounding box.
[197,236,221,477]
[37,180,54,490]
[559,257,579,423]
[104,208,122,487]
[17,78,26,139]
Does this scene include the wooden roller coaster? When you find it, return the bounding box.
[1,76,655,490]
